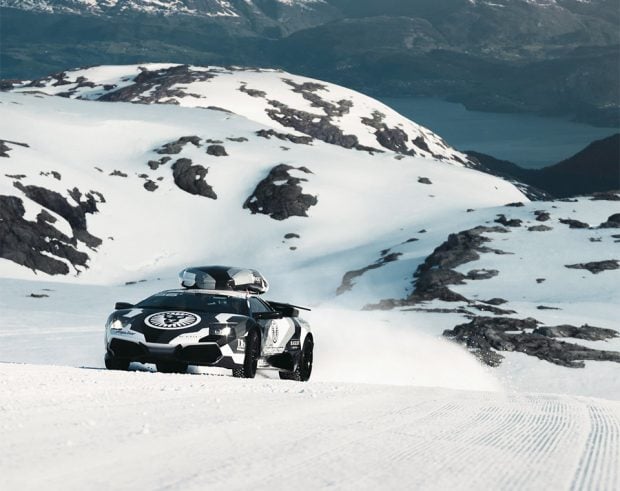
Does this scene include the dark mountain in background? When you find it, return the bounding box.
[1,0,619,126]
[467,133,620,198]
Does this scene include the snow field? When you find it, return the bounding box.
[1,362,619,491]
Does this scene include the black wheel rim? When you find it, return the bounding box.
[301,342,313,379]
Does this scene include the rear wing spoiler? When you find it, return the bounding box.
[267,301,311,318]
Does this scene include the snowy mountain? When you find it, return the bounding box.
[2,63,620,489]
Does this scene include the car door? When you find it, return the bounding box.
[249,297,293,355]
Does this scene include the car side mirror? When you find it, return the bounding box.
[254,311,282,320]
[115,302,134,310]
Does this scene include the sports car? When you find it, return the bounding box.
[104,266,313,381]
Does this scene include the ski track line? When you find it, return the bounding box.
[570,403,620,490]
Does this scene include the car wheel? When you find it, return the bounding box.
[104,352,130,371]
[232,329,260,379]
[279,337,313,382]
[156,361,188,374]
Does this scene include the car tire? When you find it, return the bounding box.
[232,329,260,379]
[279,337,313,382]
[104,352,130,371]
[156,361,188,374]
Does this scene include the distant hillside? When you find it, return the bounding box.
[467,133,620,198]
[1,0,619,126]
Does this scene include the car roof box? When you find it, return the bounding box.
[179,266,269,294]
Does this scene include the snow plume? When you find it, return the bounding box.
[307,308,501,392]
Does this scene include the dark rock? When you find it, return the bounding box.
[239,83,266,98]
[598,213,620,228]
[466,269,499,280]
[537,305,561,310]
[283,78,352,118]
[590,191,620,201]
[13,182,102,249]
[418,229,427,233]
[29,293,49,298]
[444,316,620,368]
[589,237,602,242]
[466,209,475,212]
[361,111,415,155]
[206,144,228,157]
[536,278,546,283]
[533,324,618,341]
[565,260,619,274]
[481,298,508,305]
[534,210,551,221]
[337,252,402,295]
[505,202,525,207]
[147,156,171,170]
[403,226,508,303]
[559,218,590,229]
[255,129,313,145]
[171,158,217,199]
[284,233,300,239]
[110,170,128,177]
[156,136,201,155]
[470,304,516,315]
[98,65,214,104]
[0,195,90,275]
[6,174,26,180]
[495,214,522,227]
[0,139,29,157]
[418,177,432,185]
[143,180,158,192]
[402,237,419,244]
[227,137,248,142]
[243,164,316,220]
[528,225,552,231]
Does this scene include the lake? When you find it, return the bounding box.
[380,97,618,169]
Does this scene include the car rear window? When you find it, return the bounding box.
[137,292,248,315]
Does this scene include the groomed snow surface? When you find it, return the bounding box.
[1,362,619,491]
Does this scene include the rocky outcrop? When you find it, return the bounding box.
[243,164,317,220]
[598,213,620,228]
[98,65,214,104]
[14,182,102,249]
[171,158,216,199]
[206,144,228,157]
[534,210,550,221]
[495,214,522,227]
[283,79,353,118]
[533,324,618,341]
[147,156,171,170]
[444,317,620,368]
[0,195,90,275]
[156,136,201,155]
[559,218,590,229]
[565,260,619,274]
[361,111,416,155]
[337,252,402,295]
[528,225,552,232]
[418,177,432,184]
[0,139,29,157]
[406,226,509,303]
[255,129,313,145]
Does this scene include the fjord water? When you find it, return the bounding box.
[381,97,618,169]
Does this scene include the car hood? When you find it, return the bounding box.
[109,308,250,344]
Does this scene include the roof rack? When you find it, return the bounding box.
[179,266,269,294]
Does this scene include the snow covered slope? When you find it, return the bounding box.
[1,362,619,491]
